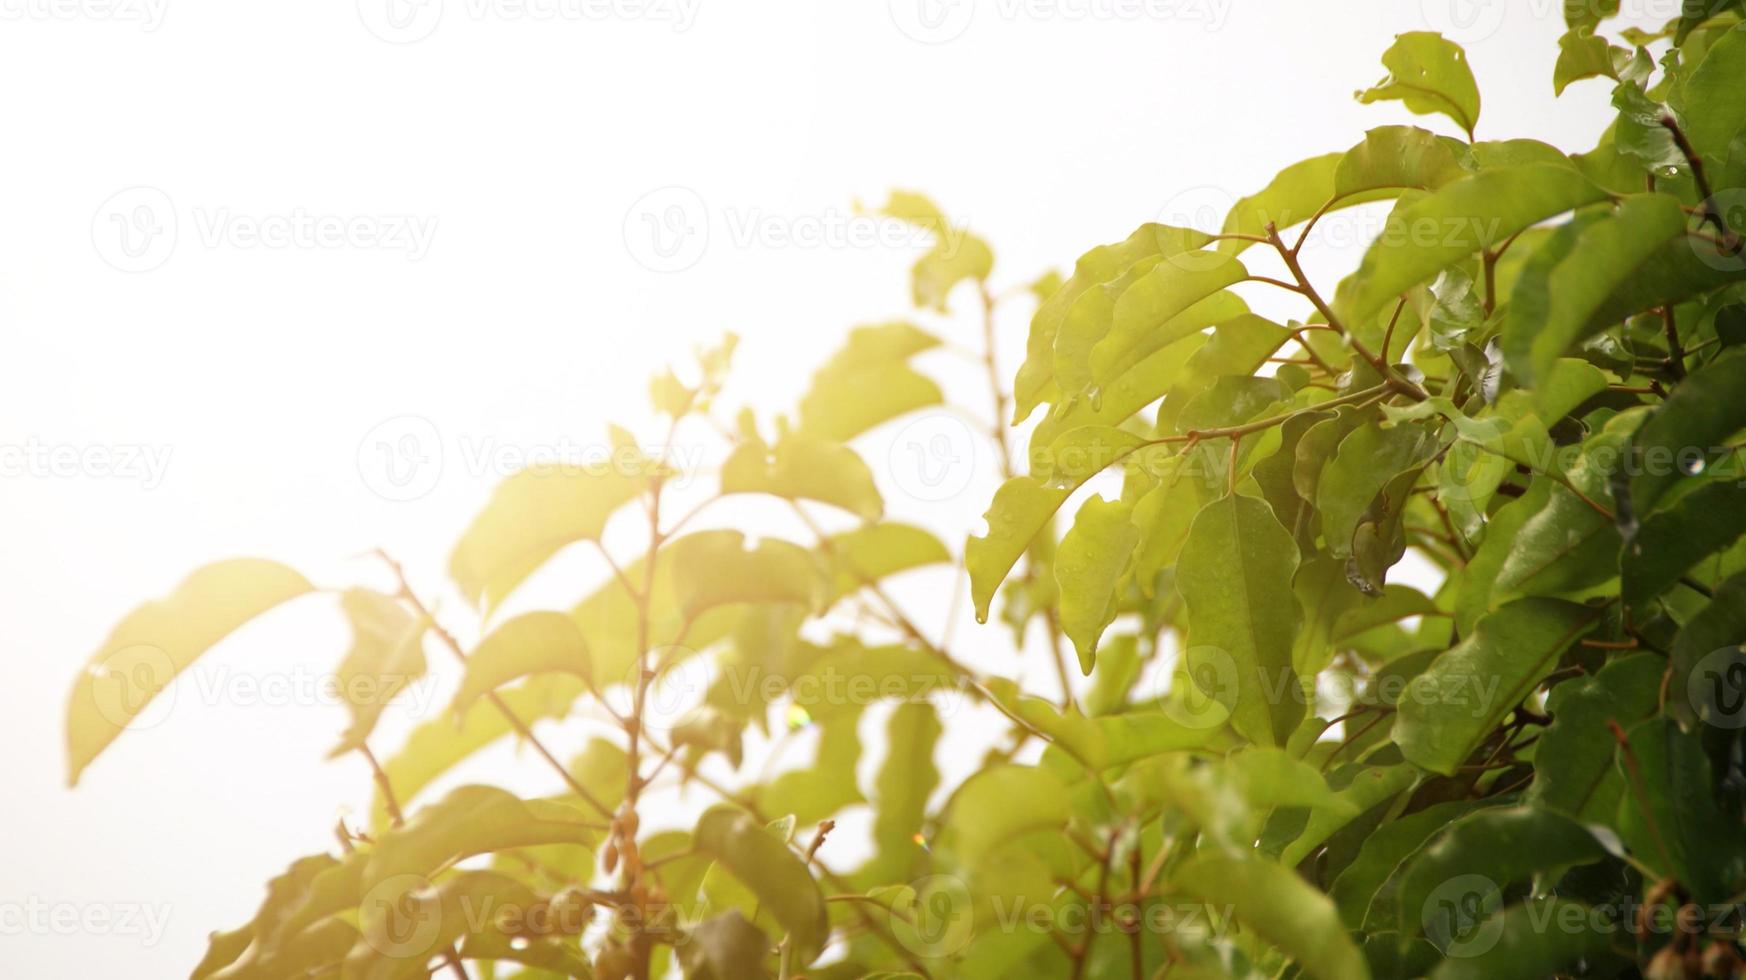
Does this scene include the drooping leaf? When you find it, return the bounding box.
[824,522,950,601]
[449,612,591,717]
[1055,495,1139,674]
[1393,598,1599,775]
[944,765,1072,867]
[1357,32,1483,138]
[861,701,941,886]
[1170,855,1371,980]
[1177,494,1305,746]
[66,558,313,786]
[1086,252,1248,389]
[1331,799,1488,930]
[693,806,831,962]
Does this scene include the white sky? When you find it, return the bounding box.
[0,0,1678,974]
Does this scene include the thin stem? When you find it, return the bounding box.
[360,742,471,980]
[1661,114,1742,250]
[373,550,616,822]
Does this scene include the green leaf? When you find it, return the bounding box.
[1615,718,1746,903]
[1278,765,1419,869]
[1492,418,1634,600]
[862,701,941,886]
[449,612,591,716]
[1341,164,1609,329]
[1393,598,1599,775]
[1502,194,1690,385]
[376,676,582,829]
[1356,32,1482,139]
[1622,480,1746,608]
[872,191,993,312]
[449,460,649,611]
[1629,347,1746,517]
[65,558,313,786]
[1218,152,1343,252]
[670,531,825,621]
[945,764,1072,866]
[1029,328,1206,450]
[824,522,950,600]
[1055,496,1139,674]
[1396,807,1606,951]
[1528,653,1662,820]
[1553,28,1621,95]
[1177,494,1305,746]
[755,705,864,823]
[1013,224,1214,421]
[1169,855,1371,980]
[329,589,428,757]
[722,431,883,521]
[1564,0,1618,31]
[1670,569,1746,729]
[678,911,771,980]
[967,427,1152,622]
[1330,799,1488,930]
[1683,23,1746,163]
[694,805,831,962]
[1086,252,1248,389]
[363,785,599,892]
[1334,125,1471,199]
[1316,419,1439,557]
[797,321,942,442]
[1425,898,1614,979]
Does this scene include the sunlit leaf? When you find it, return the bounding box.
[1356,32,1482,138]
[722,431,883,520]
[66,558,313,786]
[1170,855,1371,980]
[449,612,591,717]
[1055,495,1139,674]
[694,806,830,962]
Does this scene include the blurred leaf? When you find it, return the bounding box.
[66,558,312,786]
[722,431,883,521]
[330,589,428,757]
[450,612,590,717]
[449,460,650,612]
[678,911,770,980]
[797,322,943,442]
[670,531,825,621]
[1170,855,1371,980]
[694,806,830,963]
